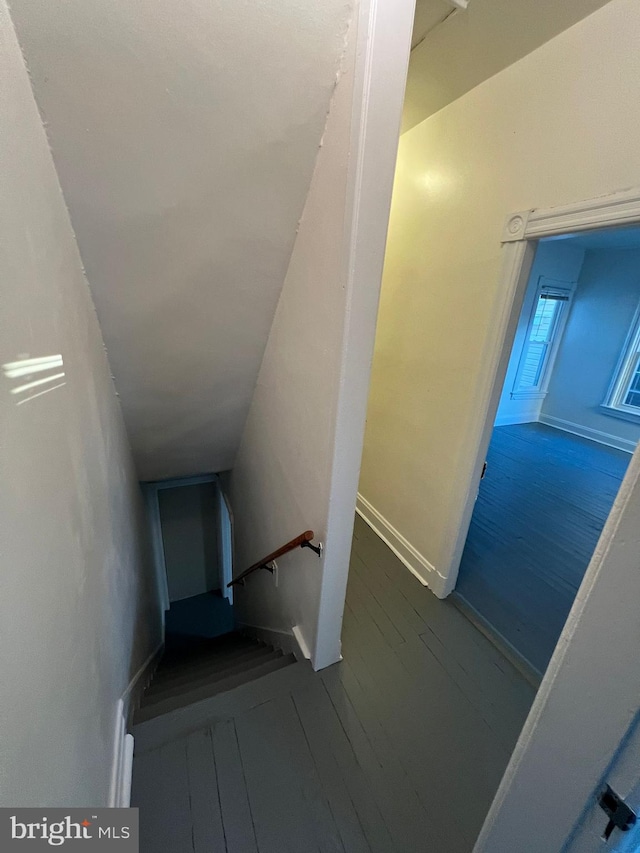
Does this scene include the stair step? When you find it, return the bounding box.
[160,632,254,666]
[134,653,296,724]
[133,658,312,753]
[144,645,276,697]
[142,650,283,704]
[155,637,266,677]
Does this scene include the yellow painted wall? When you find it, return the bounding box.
[359,0,640,594]
[404,0,611,132]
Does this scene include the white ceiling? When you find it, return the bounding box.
[10,0,352,480]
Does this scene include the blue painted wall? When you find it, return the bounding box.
[542,248,640,451]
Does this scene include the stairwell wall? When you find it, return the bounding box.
[0,1,162,806]
[228,0,414,670]
[227,17,358,670]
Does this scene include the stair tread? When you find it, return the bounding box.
[144,647,279,699]
[134,653,297,724]
[161,631,254,662]
[153,641,268,682]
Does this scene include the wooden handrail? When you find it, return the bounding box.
[228,530,320,587]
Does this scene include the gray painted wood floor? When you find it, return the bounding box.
[132,516,535,852]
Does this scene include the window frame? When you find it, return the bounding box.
[603,302,640,420]
[511,276,575,401]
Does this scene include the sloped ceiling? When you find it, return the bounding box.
[10,0,352,480]
[404,0,613,132]
[412,0,455,49]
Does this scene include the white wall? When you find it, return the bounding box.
[495,242,584,426]
[158,482,219,601]
[228,22,359,668]
[541,248,640,451]
[229,0,414,670]
[0,1,161,806]
[359,0,640,597]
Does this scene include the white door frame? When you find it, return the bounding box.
[217,483,234,604]
[443,186,640,596]
[142,473,219,616]
[475,415,640,851]
[445,186,640,849]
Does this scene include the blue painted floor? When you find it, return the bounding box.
[456,423,631,675]
[165,590,235,641]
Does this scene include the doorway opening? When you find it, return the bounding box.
[143,474,235,644]
[454,224,640,678]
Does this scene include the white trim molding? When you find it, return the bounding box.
[503,186,640,243]
[144,487,170,614]
[142,472,220,615]
[109,702,135,808]
[108,642,163,807]
[236,622,320,664]
[510,389,546,401]
[356,493,448,597]
[539,414,636,454]
[236,622,301,660]
[311,0,416,671]
[447,187,640,597]
[602,300,640,419]
[600,404,640,425]
[292,625,312,661]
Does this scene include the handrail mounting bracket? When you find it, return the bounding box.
[301,539,323,558]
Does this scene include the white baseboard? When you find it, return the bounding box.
[292,625,311,661]
[355,493,448,598]
[109,642,163,807]
[237,622,305,660]
[238,621,316,665]
[539,414,636,453]
[125,641,164,720]
[109,702,135,807]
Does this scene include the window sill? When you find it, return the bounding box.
[511,390,547,401]
[599,405,640,425]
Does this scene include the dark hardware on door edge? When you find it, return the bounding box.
[598,784,637,841]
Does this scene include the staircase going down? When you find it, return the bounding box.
[134,631,296,724]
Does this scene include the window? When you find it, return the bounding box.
[512,281,573,399]
[604,308,640,418]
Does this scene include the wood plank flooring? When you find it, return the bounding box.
[456,423,630,676]
[132,516,535,852]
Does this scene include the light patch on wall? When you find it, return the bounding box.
[3,354,66,404]
[416,168,455,196]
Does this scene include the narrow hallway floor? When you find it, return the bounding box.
[165,589,235,640]
[456,423,630,675]
[131,516,535,852]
